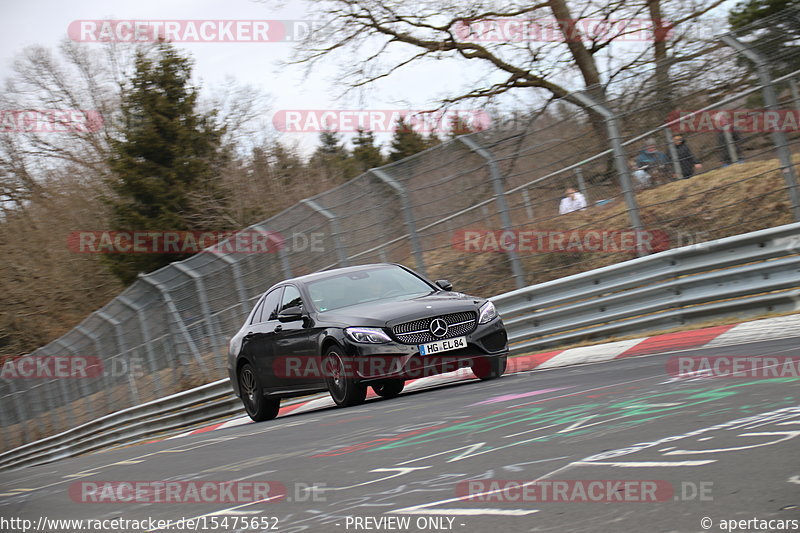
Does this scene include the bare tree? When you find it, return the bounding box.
[287,0,731,126]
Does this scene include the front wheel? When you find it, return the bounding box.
[372,379,405,398]
[471,355,507,381]
[323,347,367,407]
[239,363,280,421]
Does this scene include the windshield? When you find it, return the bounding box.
[306,265,434,312]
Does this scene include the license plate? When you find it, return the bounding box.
[419,336,467,355]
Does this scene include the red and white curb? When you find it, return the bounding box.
[164,313,800,440]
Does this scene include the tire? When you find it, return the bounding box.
[372,379,405,399]
[471,355,507,381]
[238,363,280,422]
[323,346,367,407]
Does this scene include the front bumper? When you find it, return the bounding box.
[342,318,508,381]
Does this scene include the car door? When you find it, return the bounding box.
[240,287,283,391]
[273,284,323,389]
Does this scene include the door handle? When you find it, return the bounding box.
[274,325,283,333]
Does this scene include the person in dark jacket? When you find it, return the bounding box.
[672,134,702,179]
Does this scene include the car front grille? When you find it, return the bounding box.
[392,311,477,345]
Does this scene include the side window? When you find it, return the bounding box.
[260,288,283,322]
[279,285,303,313]
[249,297,266,325]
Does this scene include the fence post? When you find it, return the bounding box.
[118,295,163,398]
[521,188,534,219]
[663,128,682,178]
[97,310,139,406]
[790,76,800,110]
[5,380,30,443]
[252,223,293,278]
[171,263,226,372]
[571,91,646,254]
[458,135,526,289]
[51,339,80,429]
[574,167,590,203]
[76,325,115,415]
[300,199,349,267]
[721,33,800,221]
[138,273,210,381]
[56,336,98,422]
[213,252,250,318]
[370,168,426,275]
[0,389,9,450]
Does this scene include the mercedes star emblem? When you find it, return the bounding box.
[429,318,448,338]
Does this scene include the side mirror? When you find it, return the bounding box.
[435,279,453,291]
[277,306,304,322]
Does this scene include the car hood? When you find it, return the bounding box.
[317,291,484,328]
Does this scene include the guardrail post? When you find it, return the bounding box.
[721,33,800,221]
[571,92,646,254]
[118,296,163,398]
[459,135,527,289]
[300,199,349,267]
[370,169,426,275]
[97,310,140,406]
[172,263,226,372]
[139,274,210,381]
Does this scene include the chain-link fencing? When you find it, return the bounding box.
[1,9,799,452]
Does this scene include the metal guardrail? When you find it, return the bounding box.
[0,379,238,471]
[1,222,798,471]
[492,222,800,354]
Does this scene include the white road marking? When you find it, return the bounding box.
[395,508,538,516]
[573,460,716,467]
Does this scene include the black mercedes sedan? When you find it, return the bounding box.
[227,263,508,421]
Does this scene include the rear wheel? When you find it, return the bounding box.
[323,347,367,407]
[239,363,280,421]
[372,379,405,398]
[471,355,507,381]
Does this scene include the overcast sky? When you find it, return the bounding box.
[1,0,496,154]
[1,0,735,155]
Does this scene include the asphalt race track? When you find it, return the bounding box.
[1,337,799,533]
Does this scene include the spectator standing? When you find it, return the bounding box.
[672,134,702,179]
[559,187,587,215]
[635,138,672,184]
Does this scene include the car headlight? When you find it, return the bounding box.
[344,327,392,344]
[478,301,498,324]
